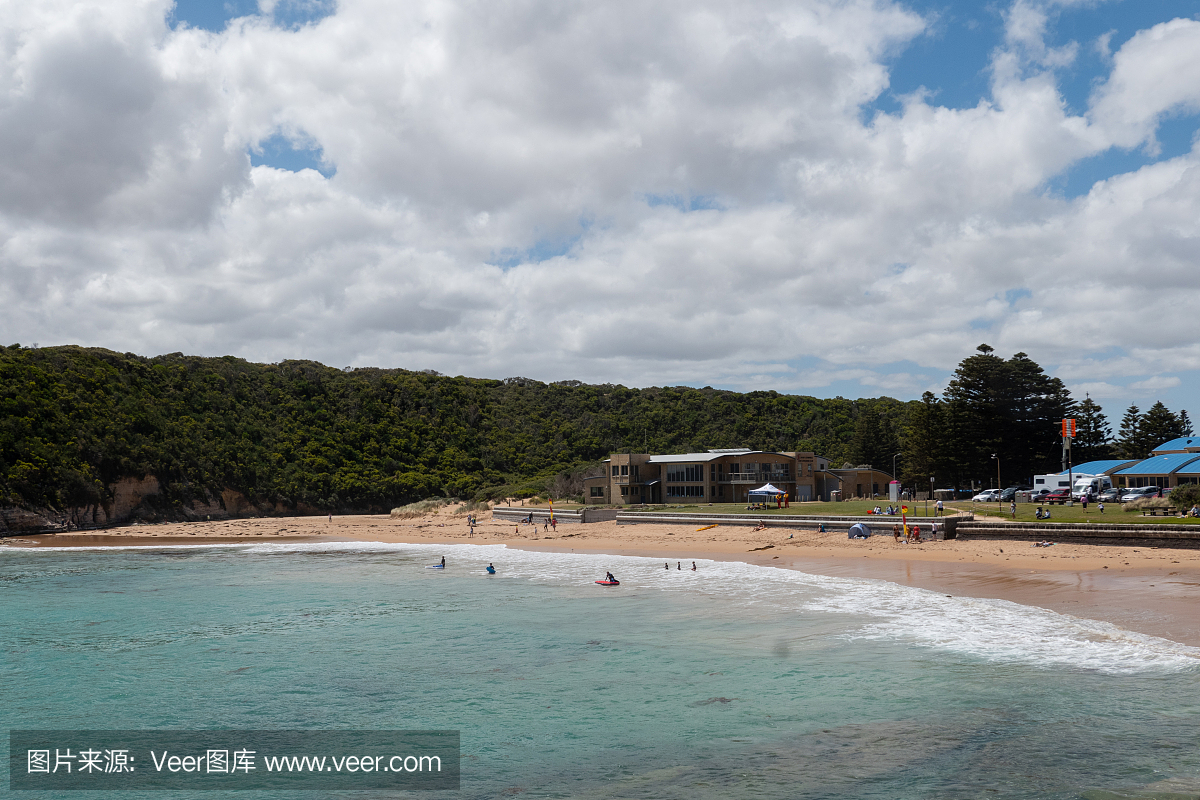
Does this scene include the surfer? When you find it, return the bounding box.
[440,556,446,568]
[677,562,681,570]
[665,562,669,570]
[486,563,496,574]
[691,562,697,571]
[605,571,616,583]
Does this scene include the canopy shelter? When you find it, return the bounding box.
[748,483,783,497]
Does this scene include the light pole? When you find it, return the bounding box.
[991,454,1001,511]
[892,452,901,497]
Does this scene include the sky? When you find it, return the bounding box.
[2,0,1199,422]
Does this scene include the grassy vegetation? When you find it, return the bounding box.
[619,500,946,517]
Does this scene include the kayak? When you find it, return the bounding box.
[595,580,620,586]
[426,565,445,569]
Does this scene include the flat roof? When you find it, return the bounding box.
[1114,453,1200,475]
[646,451,784,463]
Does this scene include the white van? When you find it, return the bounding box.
[1072,475,1112,500]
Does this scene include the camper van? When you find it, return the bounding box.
[1072,475,1112,500]
[1032,473,1073,496]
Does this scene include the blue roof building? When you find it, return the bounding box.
[1151,436,1200,454]
[1114,453,1200,489]
[1059,459,1137,476]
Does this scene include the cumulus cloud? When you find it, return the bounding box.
[0,0,1198,412]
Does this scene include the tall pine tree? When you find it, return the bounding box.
[1140,401,1185,450]
[942,346,1072,488]
[901,392,945,487]
[1074,396,1112,462]
[1116,405,1152,460]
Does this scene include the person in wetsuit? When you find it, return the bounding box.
[605,572,617,583]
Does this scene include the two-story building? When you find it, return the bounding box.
[582,448,895,505]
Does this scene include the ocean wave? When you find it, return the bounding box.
[7,539,1198,674]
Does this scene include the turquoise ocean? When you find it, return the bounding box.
[4,540,1200,799]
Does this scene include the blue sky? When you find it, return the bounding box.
[3,0,1200,426]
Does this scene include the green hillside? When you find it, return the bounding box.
[0,345,897,514]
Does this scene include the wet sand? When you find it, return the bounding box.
[7,509,1200,646]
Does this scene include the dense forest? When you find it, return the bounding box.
[0,344,1190,517]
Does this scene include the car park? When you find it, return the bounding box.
[1120,486,1162,502]
[973,490,1000,502]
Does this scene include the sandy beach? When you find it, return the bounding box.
[8,507,1200,646]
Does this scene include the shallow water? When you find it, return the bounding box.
[4,541,1200,798]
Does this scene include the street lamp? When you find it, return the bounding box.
[892,452,901,496]
[991,454,1001,510]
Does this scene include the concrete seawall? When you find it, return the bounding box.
[955,520,1200,547]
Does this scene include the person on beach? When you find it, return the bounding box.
[893,524,901,542]
[551,517,557,531]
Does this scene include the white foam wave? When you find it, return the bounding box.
[8,539,1199,674]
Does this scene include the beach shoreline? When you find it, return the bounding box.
[7,510,1200,647]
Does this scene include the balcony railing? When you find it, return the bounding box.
[722,472,792,484]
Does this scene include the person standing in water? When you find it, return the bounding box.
[486,563,496,574]
[691,562,697,571]
[440,555,446,568]
[677,562,681,570]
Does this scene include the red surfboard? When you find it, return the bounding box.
[595,580,620,586]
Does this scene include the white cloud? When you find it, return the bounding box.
[0,0,1198,413]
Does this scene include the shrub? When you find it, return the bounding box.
[1124,496,1169,512]
[452,500,490,515]
[389,498,453,518]
[1169,483,1200,510]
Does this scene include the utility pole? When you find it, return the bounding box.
[1062,418,1075,503]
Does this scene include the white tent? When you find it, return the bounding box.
[747,483,783,497]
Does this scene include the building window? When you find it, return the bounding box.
[632,465,639,479]
[667,486,705,497]
[621,465,628,476]
[590,486,605,497]
[611,465,618,477]
[719,485,725,498]
[620,486,628,496]
[666,465,704,482]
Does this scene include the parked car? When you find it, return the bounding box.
[1044,489,1072,504]
[999,487,1019,501]
[1120,486,1162,502]
[1029,487,1052,501]
[1098,488,1122,502]
[973,490,1001,502]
